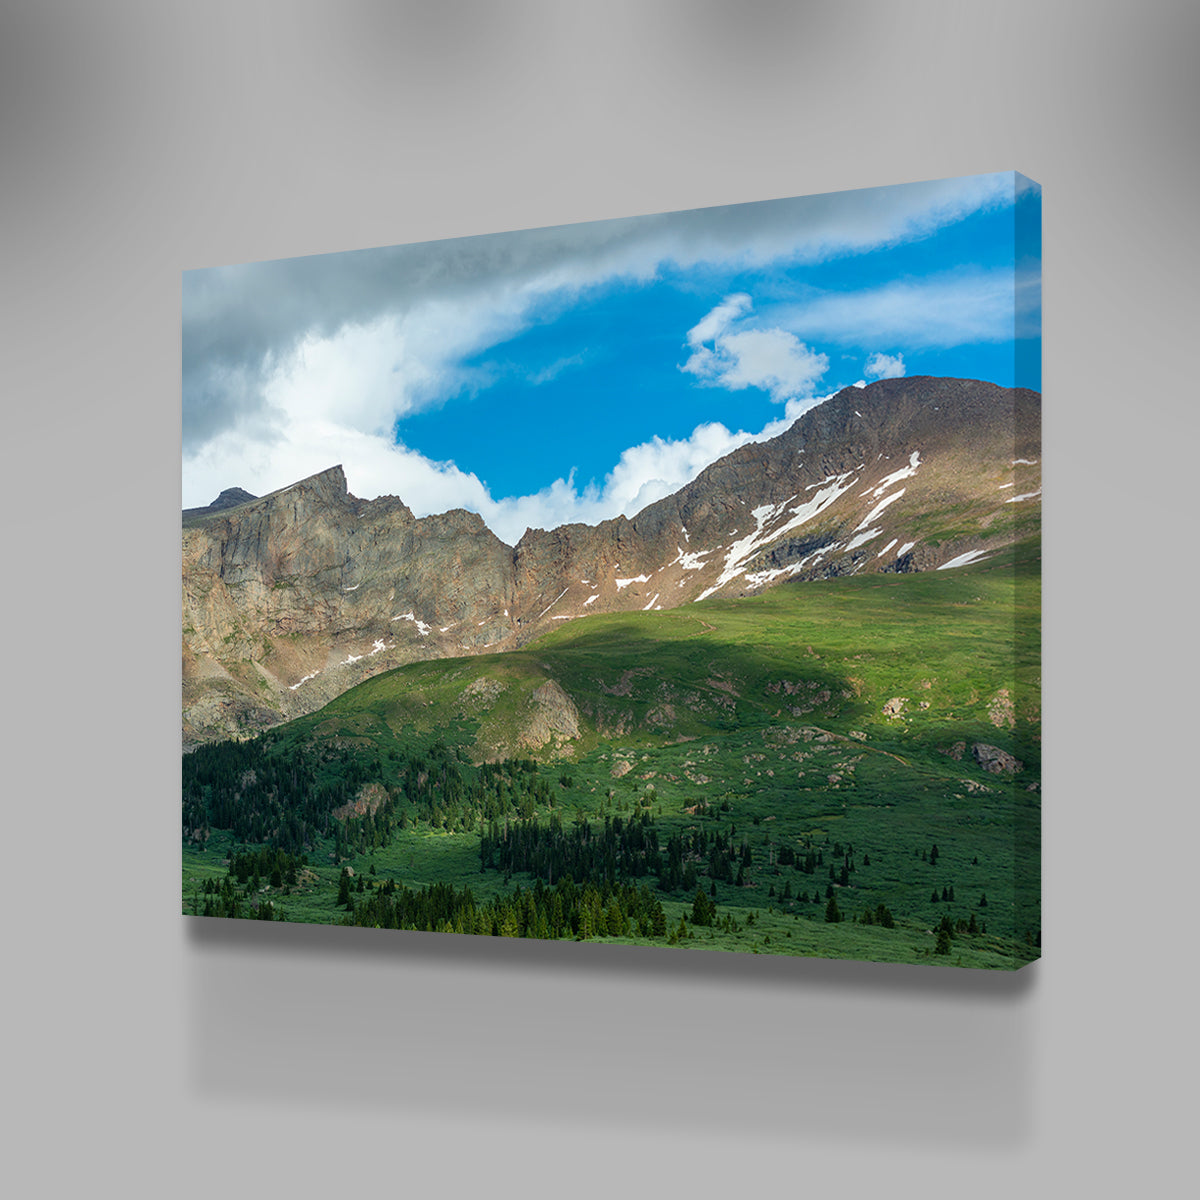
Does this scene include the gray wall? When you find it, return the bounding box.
[6,3,1194,1195]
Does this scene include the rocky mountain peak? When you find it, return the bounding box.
[182,376,1040,747]
[211,486,257,509]
[289,463,348,501]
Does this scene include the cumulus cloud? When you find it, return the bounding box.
[182,172,1026,541]
[681,294,829,402]
[184,422,494,526]
[183,394,820,546]
[598,420,762,513]
[482,393,850,540]
[183,172,1017,457]
[864,351,906,380]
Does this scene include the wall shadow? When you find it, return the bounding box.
[187,914,1034,1147]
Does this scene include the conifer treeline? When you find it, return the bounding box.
[480,811,660,884]
[342,875,670,941]
[480,812,831,894]
[183,734,551,853]
[182,736,379,852]
[189,875,284,920]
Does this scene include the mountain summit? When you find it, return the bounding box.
[182,376,1040,746]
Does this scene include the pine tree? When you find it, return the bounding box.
[824,895,841,923]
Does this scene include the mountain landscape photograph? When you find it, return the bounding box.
[182,171,1041,968]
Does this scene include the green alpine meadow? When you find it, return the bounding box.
[183,526,1040,969]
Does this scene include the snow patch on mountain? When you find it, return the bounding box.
[392,612,432,635]
[846,528,882,552]
[538,588,569,618]
[855,488,905,532]
[674,546,711,571]
[696,471,858,601]
[745,562,805,588]
[870,451,921,498]
[938,549,992,570]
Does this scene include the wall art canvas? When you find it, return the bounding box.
[183,172,1041,968]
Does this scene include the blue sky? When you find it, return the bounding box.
[182,172,1040,543]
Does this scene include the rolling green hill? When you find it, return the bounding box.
[183,534,1040,969]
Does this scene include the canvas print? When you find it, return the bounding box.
[182,172,1041,968]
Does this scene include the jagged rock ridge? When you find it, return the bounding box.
[182,376,1040,746]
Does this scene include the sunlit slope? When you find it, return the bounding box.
[194,536,1040,965]
[289,535,1040,774]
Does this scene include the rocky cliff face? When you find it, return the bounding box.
[183,376,1040,746]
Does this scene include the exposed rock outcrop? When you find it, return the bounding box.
[972,743,1024,774]
[183,377,1041,745]
[518,680,582,751]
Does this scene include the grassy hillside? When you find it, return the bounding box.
[183,536,1040,969]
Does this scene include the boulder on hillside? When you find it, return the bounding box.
[972,742,1023,774]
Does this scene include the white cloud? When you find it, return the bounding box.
[183,174,1029,543]
[864,351,906,380]
[184,393,820,546]
[259,288,543,442]
[481,419,765,541]
[184,420,494,521]
[775,268,1020,348]
[526,353,587,386]
[682,294,829,402]
[184,173,1019,458]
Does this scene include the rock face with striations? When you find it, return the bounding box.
[183,376,1040,747]
[182,466,515,746]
